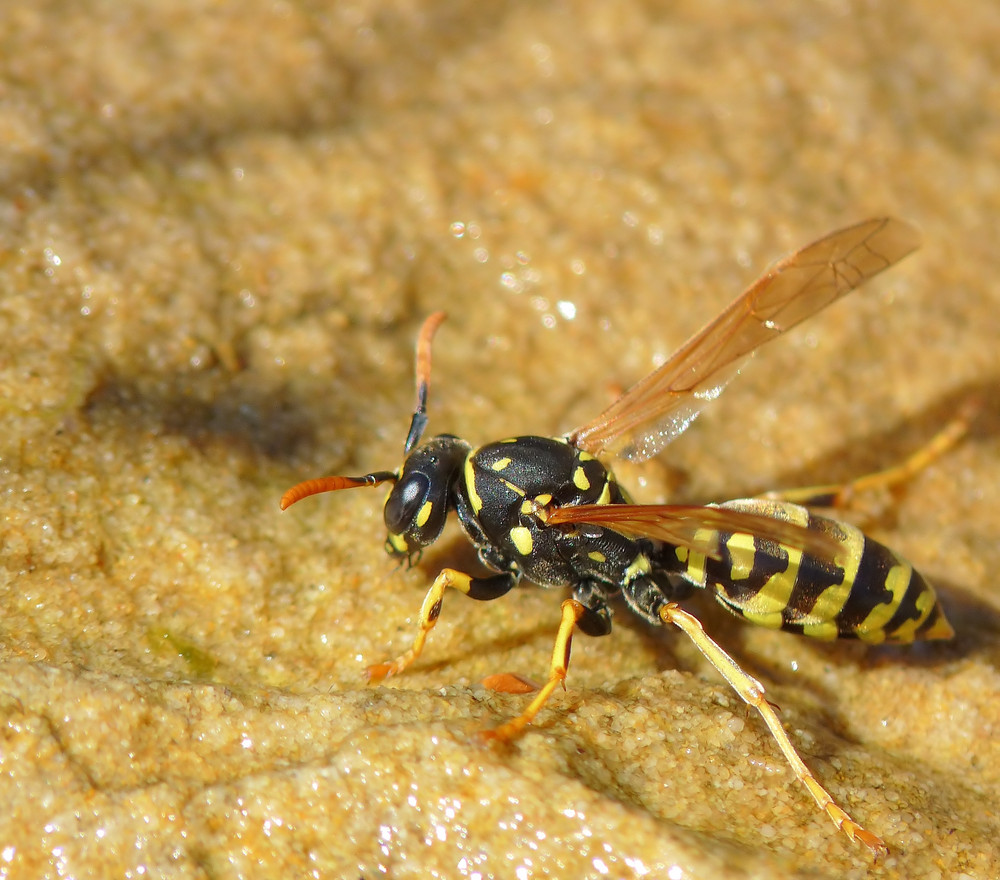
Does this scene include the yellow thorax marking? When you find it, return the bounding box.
[509,525,534,556]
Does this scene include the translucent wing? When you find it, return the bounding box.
[546,503,842,563]
[569,217,921,461]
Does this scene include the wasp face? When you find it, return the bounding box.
[382,435,471,560]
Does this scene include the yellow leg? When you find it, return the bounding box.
[365,568,473,683]
[482,599,586,742]
[366,567,519,682]
[660,602,888,859]
[761,396,978,508]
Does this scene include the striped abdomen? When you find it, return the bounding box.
[672,499,954,644]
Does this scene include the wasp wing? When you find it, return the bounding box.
[546,503,842,564]
[568,217,921,461]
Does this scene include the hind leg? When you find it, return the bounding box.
[761,397,977,509]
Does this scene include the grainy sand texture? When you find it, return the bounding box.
[2,3,998,878]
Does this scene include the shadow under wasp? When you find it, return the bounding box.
[282,217,962,858]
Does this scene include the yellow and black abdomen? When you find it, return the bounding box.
[671,499,954,645]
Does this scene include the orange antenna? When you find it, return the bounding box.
[280,471,396,511]
[280,313,447,512]
[404,311,447,453]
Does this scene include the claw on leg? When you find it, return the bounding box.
[660,602,888,859]
[366,567,520,683]
[364,568,472,683]
[482,599,585,743]
[760,396,979,510]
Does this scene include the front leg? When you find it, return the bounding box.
[483,598,589,742]
[366,568,520,683]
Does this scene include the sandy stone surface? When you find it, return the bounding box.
[1,2,998,878]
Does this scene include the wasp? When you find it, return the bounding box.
[282,217,957,858]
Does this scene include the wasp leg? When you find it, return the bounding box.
[482,598,588,743]
[760,397,977,509]
[366,568,519,683]
[571,579,614,636]
[659,602,888,859]
[482,583,609,701]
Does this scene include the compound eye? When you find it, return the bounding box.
[383,472,430,535]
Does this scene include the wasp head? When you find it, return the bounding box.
[382,434,470,561]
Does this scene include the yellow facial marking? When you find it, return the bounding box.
[387,532,408,553]
[491,457,512,472]
[509,525,534,556]
[415,500,433,528]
